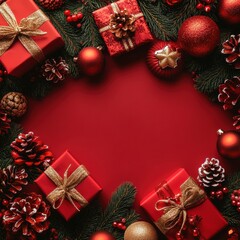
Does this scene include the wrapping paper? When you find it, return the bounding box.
[0,0,64,77]
[140,168,227,239]
[35,151,102,221]
[93,0,153,56]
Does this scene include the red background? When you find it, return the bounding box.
[22,47,235,238]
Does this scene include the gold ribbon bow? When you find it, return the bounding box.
[155,177,206,234]
[99,3,143,52]
[0,2,48,62]
[44,164,89,210]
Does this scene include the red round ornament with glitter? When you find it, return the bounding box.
[89,231,116,240]
[147,41,183,79]
[77,47,105,77]
[217,129,240,159]
[178,16,220,57]
[218,0,240,25]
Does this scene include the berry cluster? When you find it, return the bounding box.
[231,189,240,212]
[175,215,202,240]
[112,218,127,231]
[64,9,83,28]
[209,186,229,200]
[196,0,215,12]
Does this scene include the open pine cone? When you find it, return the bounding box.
[0,165,28,201]
[198,158,225,189]
[3,192,50,239]
[11,132,54,168]
[110,9,136,39]
[218,76,240,110]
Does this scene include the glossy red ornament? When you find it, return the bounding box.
[90,231,116,240]
[218,0,240,25]
[217,129,240,159]
[77,47,105,76]
[178,16,220,57]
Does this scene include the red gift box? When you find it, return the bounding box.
[35,151,102,221]
[0,0,64,77]
[140,168,227,239]
[92,0,153,56]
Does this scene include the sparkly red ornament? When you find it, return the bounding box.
[218,0,240,25]
[178,16,220,57]
[90,231,116,240]
[147,41,182,79]
[217,129,240,159]
[77,47,105,76]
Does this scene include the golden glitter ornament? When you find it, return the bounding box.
[124,221,158,240]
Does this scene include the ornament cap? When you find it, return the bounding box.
[217,129,224,135]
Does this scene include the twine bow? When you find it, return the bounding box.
[155,177,206,234]
[44,165,89,210]
[0,2,48,62]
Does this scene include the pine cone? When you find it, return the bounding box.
[11,132,54,168]
[0,110,11,135]
[38,0,64,11]
[222,34,240,69]
[42,57,69,83]
[218,76,240,110]
[198,158,225,189]
[1,92,27,118]
[110,9,136,39]
[3,192,50,239]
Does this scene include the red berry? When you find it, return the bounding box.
[2,199,8,206]
[117,222,124,229]
[210,191,216,198]
[205,0,212,4]
[118,23,123,28]
[71,14,78,22]
[3,70,7,75]
[121,218,126,223]
[237,207,240,212]
[66,16,73,23]
[121,225,127,230]
[237,202,240,207]
[175,232,183,240]
[196,3,204,9]
[193,228,200,237]
[204,5,211,12]
[77,23,82,28]
[77,13,83,20]
[223,187,229,193]
[232,200,236,206]
[64,10,71,16]
[113,222,118,227]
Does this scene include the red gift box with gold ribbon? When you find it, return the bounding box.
[0,0,64,77]
[35,151,102,221]
[92,0,153,56]
[140,168,227,239]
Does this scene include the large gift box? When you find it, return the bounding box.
[35,151,102,221]
[0,0,64,77]
[140,168,227,239]
[92,0,153,56]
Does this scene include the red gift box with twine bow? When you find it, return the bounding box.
[92,0,153,56]
[35,151,102,221]
[140,168,227,239]
[0,0,64,77]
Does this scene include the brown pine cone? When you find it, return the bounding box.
[218,76,240,110]
[0,165,28,201]
[222,34,240,69]
[198,158,225,189]
[42,57,69,83]
[0,109,11,135]
[110,9,136,39]
[38,0,64,11]
[3,192,50,239]
[1,92,27,118]
[11,132,54,168]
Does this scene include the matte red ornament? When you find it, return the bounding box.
[218,0,240,25]
[178,16,220,57]
[77,47,105,76]
[217,129,240,159]
[90,231,116,240]
[147,41,183,79]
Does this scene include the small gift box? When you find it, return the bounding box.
[140,168,227,239]
[92,0,153,56]
[35,151,102,221]
[0,0,64,77]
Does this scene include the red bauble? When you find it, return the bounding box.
[217,129,240,159]
[90,231,116,240]
[147,41,183,79]
[77,47,105,76]
[218,0,240,25]
[178,16,220,57]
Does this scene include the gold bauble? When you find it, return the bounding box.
[124,221,158,240]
